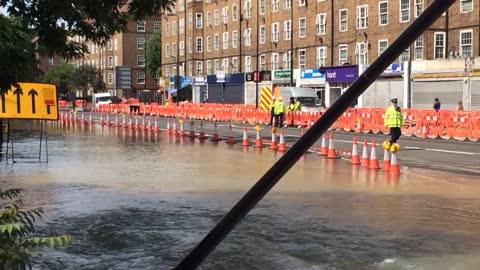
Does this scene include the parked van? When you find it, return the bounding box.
[92,93,112,109]
[278,87,323,112]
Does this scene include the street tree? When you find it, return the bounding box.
[40,63,76,98]
[146,32,161,80]
[0,0,174,93]
[72,65,106,97]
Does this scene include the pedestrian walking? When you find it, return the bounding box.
[274,97,286,128]
[433,97,441,112]
[456,100,464,111]
[383,98,404,153]
[270,96,277,126]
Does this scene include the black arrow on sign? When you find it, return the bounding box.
[28,88,38,114]
[46,105,51,114]
[1,92,5,113]
[13,87,23,114]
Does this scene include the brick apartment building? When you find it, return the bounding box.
[70,5,162,98]
[161,0,478,78]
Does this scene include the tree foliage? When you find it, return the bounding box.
[0,0,174,93]
[40,63,76,98]
[146,32,161,80]
[0,189,72,269]
[72,65,106,97]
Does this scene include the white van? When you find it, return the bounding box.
[92,93,112,109]
[278,87,323,112]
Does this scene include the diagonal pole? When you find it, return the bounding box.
[173,1,456,269]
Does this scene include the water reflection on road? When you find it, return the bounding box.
[2,123,480,270]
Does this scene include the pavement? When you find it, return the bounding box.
[81,112,480,176]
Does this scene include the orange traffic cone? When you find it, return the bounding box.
[226,124,235,144]
[278,129,286,152]
[146,118,152,131]
[361,139,370,167]
[166,119,171,134]
[89,112,93,125]
[242,126,250,146]
[255,129,262,148]
[421,124,428,139]
[390,152,400,175]
[326,134,339,159]
[189,121,196,138]
[80,113,86,124]
[320,134,328,156]
[172,121,177,135]
[211,122,221,141]
[383,148,391,171]
[122,115,127,128]
[141,116,146,130]
[270,128,278,150]
[351,137,361,165]
[106,114,111,126]
[154,117,159,133]
[369,140,380,169]
[114,114,119,127]
[179,120,185,137]
[198,121,207,140]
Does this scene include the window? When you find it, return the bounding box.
[179,41,185,56]
[222,58,229,73]
[196,61,203,75]
[232,31,238,48]
[206,60,212,74]
[245,56,252,72]
[400,0,410,22]
[107,73,113,84]
[284,0,291,9]
[137,37,145,49]
[114,38,118,50]
[244,0,251,18]
[260,0,266,14]
[206,12,212,27]
[155,72,160,85]
[299,0,306,7]
[189,38,193,53]
[222,32,229,49]
[316,47,327,67]
[188,62,192,76]
[271,53,279,70]
[414,36,423,60]
[214,10,219,25]
[460,30,473,57]
[260,54,266,71]
[316,14,327,35]
[196,37,203,52]
[283,51,291,70]
[415,0,423,17]
[137,72,145,84]
[339,9,348,32]
[339,44,348,65]
[172,21,177,35]
[356,5,368,29]
[165,66,170,77]
[434,32,446,59]
[179,0,185,11]
[232,57,238,73]
[207,36,212,51]
[244,28,252,46]
[107,40,113,50]
[108,56,113,67]
[154,21,161,32]
[172,43,177,58]
[196,13,203,28]
[299,18,306,38]
[137,55,145,67]
[284,20,292,40]
[137,21,146,32]
[355,42,367,65]
[379,1,388,25]
[260,25,266,44]
[214,34,220,50]
[233,5,238,21]
[189,13,193,28]
[272,0,279,12]
[179,19,185,33]
[400,48,410,62]
[166,23,170,37]
[222,7,228,24]
[461,0,473,13]
[271,23,279,42]
[298,49,306,69]
[378,40,388,55]
[166,44,170,57]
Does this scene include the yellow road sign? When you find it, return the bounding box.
[0,83,58,120]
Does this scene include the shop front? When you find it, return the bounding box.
[324,65,359,107]
[168,76,193,102]
[298,68,326,105]
[193,76,207,103]
[272,70,297,88]
[206,73,245,104]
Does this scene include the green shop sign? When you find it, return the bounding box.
[274,70,292,79]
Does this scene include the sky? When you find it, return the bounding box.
[1,6,7,15]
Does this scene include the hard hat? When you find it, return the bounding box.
[279,97,283,101]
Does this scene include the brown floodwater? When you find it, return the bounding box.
[2,122,480,270]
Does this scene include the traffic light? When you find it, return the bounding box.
[253,71,262,82]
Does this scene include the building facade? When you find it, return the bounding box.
[162,0,478,76]
[70,17,162,98]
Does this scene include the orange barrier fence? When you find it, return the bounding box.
[96,103,480,142]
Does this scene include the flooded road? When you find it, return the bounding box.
[2,123,480,270]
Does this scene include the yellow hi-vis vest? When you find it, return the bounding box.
[274,101,286,115]
[384,106,404,128]
[294,101,302,111]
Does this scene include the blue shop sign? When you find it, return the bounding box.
[365,62,404,73]
[169,76,193,88]
[207,73,245,84]
[300,68,326,79]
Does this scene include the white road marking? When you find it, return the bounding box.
[424,148,479,156]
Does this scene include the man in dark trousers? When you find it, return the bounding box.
[269,96,276,126]
[383,98,404,153]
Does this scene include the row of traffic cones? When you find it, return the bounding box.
[350,137,400,175]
